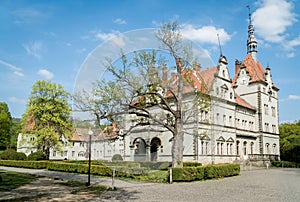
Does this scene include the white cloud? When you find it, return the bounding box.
[253,0,297,43]
[113,18,127,25]
[0,59,24,76]
[181,24,232,45]
[8,97,26,104]
[13,71,25,77]
[288,95,300,100]
[23,41,43,58]
[285,35,300,50]
[95,30,121,41]
[38,69,54,80]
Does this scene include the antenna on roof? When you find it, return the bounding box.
[217,33,223,56]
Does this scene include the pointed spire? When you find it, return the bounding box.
[246,5,258,61]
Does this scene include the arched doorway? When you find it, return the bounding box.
[133,138,146,161]
[150,137,161,161]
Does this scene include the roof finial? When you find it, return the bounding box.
[217,33,222,56]
[246,5,251,24]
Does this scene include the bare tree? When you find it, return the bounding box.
[73,22,209,167]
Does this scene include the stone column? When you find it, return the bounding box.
[146,145,151,162]
[129,145,134,161]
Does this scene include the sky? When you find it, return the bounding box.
[0,0,300,123]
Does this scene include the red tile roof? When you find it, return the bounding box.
[235,93,256,110]
[72,123,120,142]
[232,54,278,90]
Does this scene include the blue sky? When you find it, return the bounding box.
[0,0,300,123]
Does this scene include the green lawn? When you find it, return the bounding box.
[0,170,38,191]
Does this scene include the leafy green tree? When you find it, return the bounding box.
[21,80,73,159]
[9,118,21,148]
[0,102,12,149]
[279,121,300,163]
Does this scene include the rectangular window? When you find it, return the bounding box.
[229,116,232,126]
[223,115,226,126]
[72,151,75,157]
[265,123,269,132]
[205,111,209,121]
[271,106,276,117]
[221,143,223,155]
[264,104,269,115]
[206,142,209,154]
[272,125,276,133]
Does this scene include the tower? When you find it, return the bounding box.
[232,6,280,161]
[247,6,258,61]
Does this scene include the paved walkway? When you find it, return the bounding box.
[0,166,153,188]
[1,166,300,201]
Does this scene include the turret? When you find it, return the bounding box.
[247,6,258,61]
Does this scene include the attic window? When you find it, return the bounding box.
[222,70,225,77]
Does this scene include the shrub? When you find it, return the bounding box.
[204,164,240,179]
[112,154,123,161]
[27,151,47,161]
[172,163,240,182]
[172,166,205,182]
[0,149,26,160]
[183,162,202,167]
[140,162,171,170]
[0,160,47,169]
[271,161,300,168]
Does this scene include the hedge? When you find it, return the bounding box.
[46,161,149,177]
[271,161,300,168]
[172,163,240,182]
[183,162,202,167]
[204,164,240,179]
[0,149,27,160]
[0,160,48,169]
[139,162,171,170]
[172,166,205,181]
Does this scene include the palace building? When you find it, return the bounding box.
[18,12,280,165]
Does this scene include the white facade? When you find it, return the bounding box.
[17,14,280,165]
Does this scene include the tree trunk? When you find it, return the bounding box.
[172,58,184,167]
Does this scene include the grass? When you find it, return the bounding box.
[0,170,38,191]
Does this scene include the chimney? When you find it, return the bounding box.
[235,60,240,74]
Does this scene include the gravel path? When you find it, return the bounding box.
[1,166,299,202]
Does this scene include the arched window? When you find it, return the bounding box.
[243,141,247,156]
[265,143,270,154]
[250,142,254,154]
[236,141,240,156]
[273,144,277,154]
